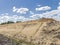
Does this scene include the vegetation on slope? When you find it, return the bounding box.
[0,18,60,45]
[0,34,35,45]
[0,21,14,25]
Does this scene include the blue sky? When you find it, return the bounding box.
[0,0,60,23]
[0,0,60,14]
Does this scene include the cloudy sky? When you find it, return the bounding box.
[0,0,60,23]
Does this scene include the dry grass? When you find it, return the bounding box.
[0,18,60,45]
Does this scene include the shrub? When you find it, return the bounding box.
[1,21,14,25]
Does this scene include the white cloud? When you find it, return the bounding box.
[37,5,41,7]
[35,6,51,11]
[30,9,60,21]
[13,6,29,14]
[0,13,36,23]
[57,2,60,10]
[59,2,60,5]
[57,6,60,10]
[1,9,60,23]
[17,8,29,14]
[1,4,60,23]
[13,6,18,12]
[0,14,10,23]
[0,13,29,23]
[30,4,60,21]
[29,11,34,14]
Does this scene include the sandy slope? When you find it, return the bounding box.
[0,18,60,45]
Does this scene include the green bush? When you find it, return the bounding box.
[1,21,14,25]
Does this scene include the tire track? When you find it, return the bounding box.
[32,22,43,38]
[13,22,28,37]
